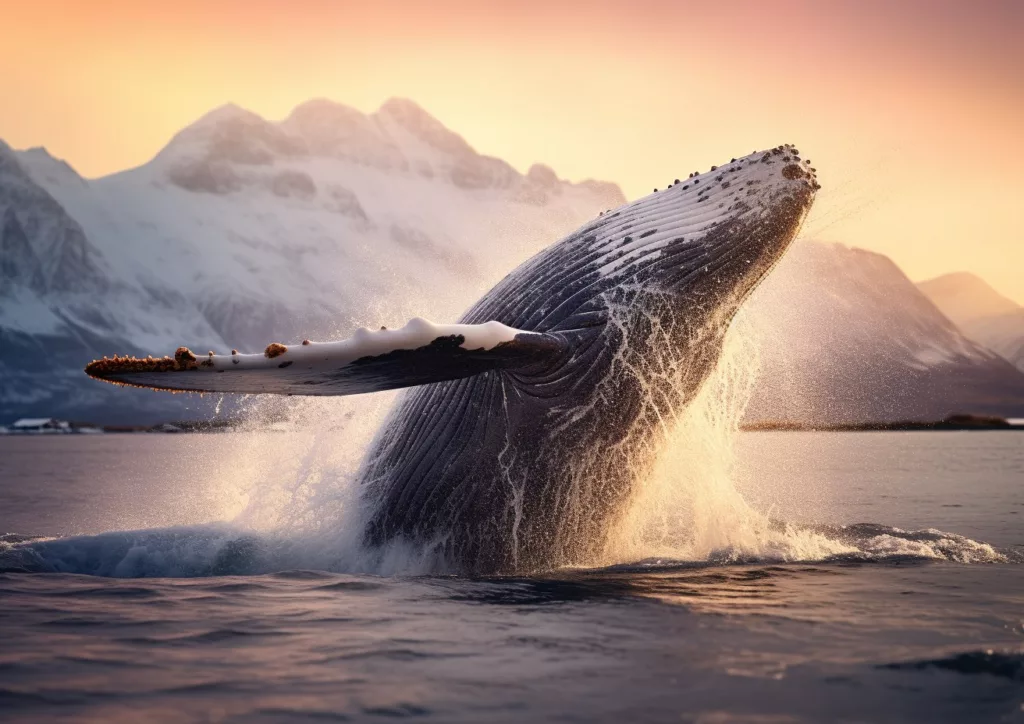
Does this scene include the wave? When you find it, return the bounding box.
[0,526,276,577]
[602,522,1012,571]
[880,650,1024,681]
[0,519,1012,578]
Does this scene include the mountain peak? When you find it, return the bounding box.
[918,271,1019,326]
[136,97,623,200]
[921,271,998,293]
[526,164,560,188]
[281,98,406,170]
[378,97,434,122]
[190,102,265,129]
[162,103,303,168]
[376,98,475,158]
[0,140,26,177]
[17,147,84,184]
[287,98,363,121]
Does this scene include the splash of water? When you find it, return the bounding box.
[603,310,1004,567]
[1,285,1007,577]
[603,309,816,564]
[209,285,1006,573]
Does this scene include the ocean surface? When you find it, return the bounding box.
[1,431,1022,723]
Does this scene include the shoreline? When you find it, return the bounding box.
[742,417,1023,432]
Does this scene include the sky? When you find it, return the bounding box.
[2,0,1023,302]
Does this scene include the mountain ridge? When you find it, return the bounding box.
[129,97,624,203]
[744,242,1024,424]
[0,98,625,423]
[918,272,1024,374]
[918,272,1020,323]
[2,100,1023,424]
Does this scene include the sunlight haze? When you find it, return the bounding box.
[3,0,1022,301]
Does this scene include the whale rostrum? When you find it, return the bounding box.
[86,145,818,574]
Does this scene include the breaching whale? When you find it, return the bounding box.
[86,146,818,574]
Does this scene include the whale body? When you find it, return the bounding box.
[86,145,818,574]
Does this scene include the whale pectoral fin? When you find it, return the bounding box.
[84,318,565,396]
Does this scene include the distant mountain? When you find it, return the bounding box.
[0,99,624,423]
[955,312,1024,373]
[744,243,1024,424]
[3,100,1024,425]
[918,272,1019,324]
[0,140,228,424]
[918,273,1024,373]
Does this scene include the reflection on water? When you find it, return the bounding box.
[445,565,823,613]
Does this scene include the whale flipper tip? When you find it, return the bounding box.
[85,321,565,396]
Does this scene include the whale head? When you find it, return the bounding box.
[453,144,818,352]
[683,144,818,309]
[582,144,818,324]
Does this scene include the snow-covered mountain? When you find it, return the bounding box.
[743,243,1024,424]
[0,140,229,423]
[3,98,1023,424]
[918,272,1020,323]
[0,99,624,423]
[918,272,1024,373]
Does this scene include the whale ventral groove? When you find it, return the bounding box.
[84,145,818,574]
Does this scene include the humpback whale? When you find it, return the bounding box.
[86,145,818,575]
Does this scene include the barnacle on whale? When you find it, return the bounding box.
[175,347,198,367]
[84,347,200,379]
[84,355,178,377]
[782,163,805,180]
[264,343,288,359]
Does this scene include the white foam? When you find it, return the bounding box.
[602,313,1008,568]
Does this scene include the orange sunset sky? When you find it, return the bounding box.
[2,0,1022,302]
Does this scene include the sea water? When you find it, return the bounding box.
[1,430,1021,723]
